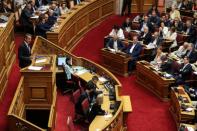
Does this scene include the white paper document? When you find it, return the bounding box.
[35,58,47,64]
[28,66,42,71]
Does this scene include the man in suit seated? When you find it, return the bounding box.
[149,11,160,27]
[139,15,154,33]
[122,17,132,32]
[18,34,32,68]
[183,20,197,43]
[125,36,142,72]
[180,0,193,10]
[175,56,193,85]
[45,10,57,27]
[1,1,13,13]
[20,3,34,34]
[106,36,124,52]
[171,42,189,58]
[74,88,94,122]
[183,43,197,63]
[139,26,152,45]
[50,3,61,16]
[147,31,163,49]
[86,76,102,99]
[88,94,106,122]
[160,55,173,74]
[170,17,183,32]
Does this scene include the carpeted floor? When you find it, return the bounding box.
[0,15,177,131]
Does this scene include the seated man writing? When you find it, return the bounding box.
[106,35,125,52]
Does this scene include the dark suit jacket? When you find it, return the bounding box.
[150,37,163,46]
[122,21,132,30]
[171,21,184,32]
[106,39,124,51]
[88,104,105,122]
[184,50,197,63]
[126,43,142,60]
[180,2,193,10]
[18,42,31,68]
[183,25,197,43]
[75,91,90,115]
[46,15,57,26]
[35,22,51,38]
[160,60,173,74]
[0,7,13,13]
[139,32,152,45]
[139,21,154,33]
[20,8,33,26]
[149,16,160,26]
[179,63,193,81]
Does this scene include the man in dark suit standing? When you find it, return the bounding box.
[126,36,142,72]
[18,34,32,68]
[121,0,132,16]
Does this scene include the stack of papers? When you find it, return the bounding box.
[0,22,7,28]
[75,69,88,75]
[99,77,107,82]
[186,107,193,112]
[35,58,47,64]
[28,66,42,71]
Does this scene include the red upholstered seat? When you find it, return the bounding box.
[81,98,89,115]
[72,89,81,104]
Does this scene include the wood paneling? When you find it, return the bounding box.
[0,13,15,101]
[46,0,115,51]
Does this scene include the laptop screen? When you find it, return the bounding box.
[57,57,67,66]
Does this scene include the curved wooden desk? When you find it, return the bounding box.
[46,0,115,51]
[8,36,132,131]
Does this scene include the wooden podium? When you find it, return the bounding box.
[101,48,131,77]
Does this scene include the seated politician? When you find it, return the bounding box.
[122,17,132,32]
[18,34,32,68]
[171,42,189,58]
[175,56,193,85]
[147,31,163,49]
[150,47,165,65]
[139,26,152,45]
[125,36,142,72]
[171,17,183,32]
[139,15,154,33]
[149,11,160,27]
[183,20,197,43]
[159,22,169,38]
[35,14,51,38]
[106,36,124,52]
[74,89,94,123]
[109,25,125,40]
[183,43,197,63]
[164,27,177,48]
[62,57,77,94]
[86,76,102,100]
[160,55,173,74]
[88,94,106,122]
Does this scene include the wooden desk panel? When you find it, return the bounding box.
[46,0,115,51]
[170,87,195,127]
[136,61,175,101]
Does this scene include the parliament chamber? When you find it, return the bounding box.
[1,0,197,131]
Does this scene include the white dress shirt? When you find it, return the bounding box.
[109,28,125,39]
[129,43,136,53]
[165,31,177,48]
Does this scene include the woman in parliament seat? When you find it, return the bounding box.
[62,57,77,94]
[109,25,125,40]
[164,27,177,49]
[170,4,181,21]
[35,14,51,38]
[171,17,184,32]
[159,22,169,38]
[150,47,165,65]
